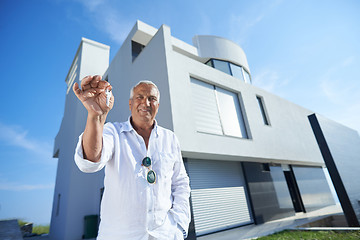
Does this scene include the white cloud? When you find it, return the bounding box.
[74,0,133,44]
[319,56,359,104]
[0,181,54,191]
[198,12,212,35]
[342,56,355,67]
[318,57,360,133]
[252,68,289,94]
[76,0,102,12]
[0,122,52,159]
[229,0,283,44]
[102,11,132,44]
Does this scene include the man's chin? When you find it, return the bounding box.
[138,115,153,123]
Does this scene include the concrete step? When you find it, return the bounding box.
[0,219,23,240]
[331,215,348,227]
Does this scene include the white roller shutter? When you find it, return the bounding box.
[190,77,223,135]
[187,159,253,236]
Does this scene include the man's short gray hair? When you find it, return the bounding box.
[130,80,160,101]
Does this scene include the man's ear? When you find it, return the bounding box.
[129,99,132,111]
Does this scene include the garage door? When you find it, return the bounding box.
[187,159,253,236]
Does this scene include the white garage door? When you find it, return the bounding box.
[187,159,253,236]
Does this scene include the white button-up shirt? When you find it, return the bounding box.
[74,119,191,240]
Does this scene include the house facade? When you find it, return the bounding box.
[50,20,360,239]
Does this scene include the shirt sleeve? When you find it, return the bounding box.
[74,122,115,173]
[169,135,191,238]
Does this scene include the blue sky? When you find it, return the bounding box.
[0,0,359,225]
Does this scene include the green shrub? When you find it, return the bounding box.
[17,219,50,235]
[17,219,28,227]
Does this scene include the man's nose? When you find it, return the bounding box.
[144,98,150,106]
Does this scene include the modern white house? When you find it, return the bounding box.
[50,20,360,240]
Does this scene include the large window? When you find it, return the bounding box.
[292,166,336,211]
[206,59,251,83]
[190,77,248,138]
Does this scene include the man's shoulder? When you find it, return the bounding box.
[104,121,131,133]
[156,125,177,139]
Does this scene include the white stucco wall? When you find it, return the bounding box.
[104,21,174,130]
[52,20,335,240]
[316,114,360,222]
[50,38,109,240]
[104,21,323,166]
[164,34,323,166]
[193,35,250,74]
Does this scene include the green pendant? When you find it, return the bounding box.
[142,157,151,167]
[147,170,156,184]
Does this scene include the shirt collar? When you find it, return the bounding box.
[121,116,159,137]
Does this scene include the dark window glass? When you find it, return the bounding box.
[205,60,213,67]
[243,69,251,83]
[132,41,145,61]
[212,59,231,75]
[292,166,335,211]
[256,96,270,125]
[56,194,61,216]
[261,163,270,172]
[230,63,245,81]
[242,162,295,223]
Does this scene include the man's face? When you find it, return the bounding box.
[129,83,159,125]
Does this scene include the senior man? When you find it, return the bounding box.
[73,75,191,240]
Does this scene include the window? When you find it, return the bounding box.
[261,163,270,172]
[66,54,79,94]
[256,96,270,125]
[190,77,249,138]
[56,193,61,216]
[205,60,213,67]
[212,59,231,75]
[216,88,248,138]
[205,59,251,83]
[190,78,223,135]
[243,69,251,83]
[230,63,245,82]
[132,41,145,61]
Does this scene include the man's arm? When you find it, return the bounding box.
[170,136,191,238]
[82,114,106,162]
[73,75,114,162]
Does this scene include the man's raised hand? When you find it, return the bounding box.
[73,75,114,118]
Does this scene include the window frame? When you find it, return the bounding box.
[256,95,271,126]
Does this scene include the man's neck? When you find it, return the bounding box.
[130,117,154,148]
[131,117,154,131]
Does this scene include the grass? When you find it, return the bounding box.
[257,229,360,239]
[32,225,50,235]
[18,219,50,235]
